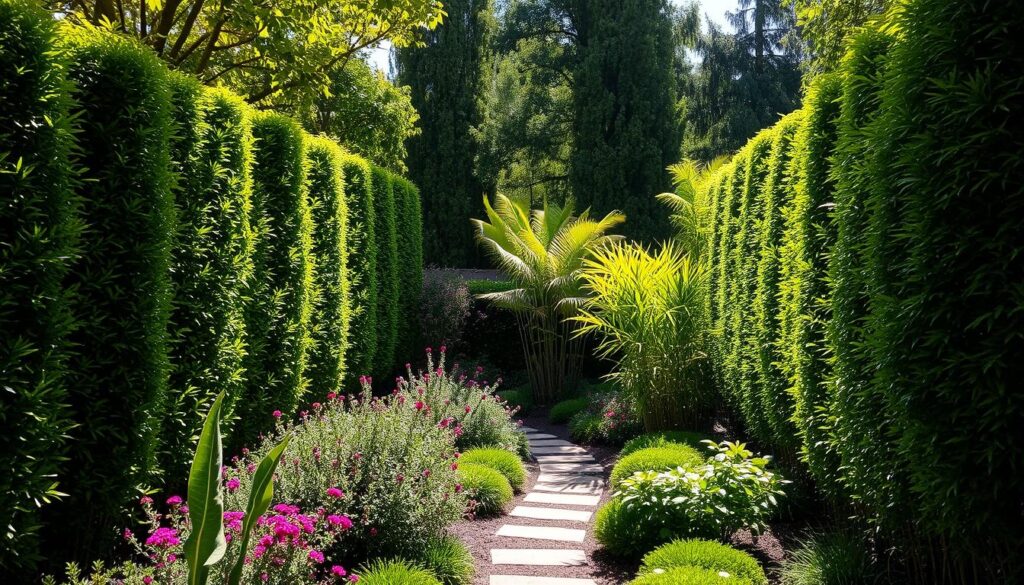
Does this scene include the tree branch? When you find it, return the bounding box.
[168,0,205,60]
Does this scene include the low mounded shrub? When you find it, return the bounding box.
[629,566,754,585]
[640,539,768,585]
[779,531,877,585]
[417,535,475,585]
[549,398,589,424]
[357,559,443,585]
[460,448,526,492]
[569,413,603,443]
[594,499,653,558]
[621,431,711,457]
[457,463,513,517]
[610,446,704,488]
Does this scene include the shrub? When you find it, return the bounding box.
[237,112,314,447]
[356,559,443,585]
[417,535,475,585]
[496,387,534,416]
[457,463,513,517]
[594,499,650,558]
[629,566,754,585]
[54,24,175,560]
[305,136,352,397]
[419,269,472,350]
[615,442,786,543]
[549,398,589,424]
[0,0,79,572]
[465,279,514,295]
[340,154,377,382]
[569,413,604,444]
[568,391,643,446]
[460,448,526,492]
[621,431,710,457]
[162,80,254,481]
[392,175,423,363]
[610,446,704,488]
[778,531,877,585]
[370,165,399,376]
[639,539,768,585]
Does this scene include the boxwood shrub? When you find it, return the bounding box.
[457,462,513,517]
[610,445,704,488]
[629,566,754,585]
[370,165,399,376]
[620,431,710,457]
[340,154,377,382]
[459,448,526,492]
[639,539,768,585]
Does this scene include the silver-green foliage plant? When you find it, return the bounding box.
[472,194,624,404]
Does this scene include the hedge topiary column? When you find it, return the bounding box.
[340,154,377,384]
[370,165,400,377]
[305,136,352,398]
[0,0,80,573]
[54,25,175,561]
[392,176,424,364]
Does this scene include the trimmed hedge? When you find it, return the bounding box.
[341,154,378,382]
[53,24,175,560]
[162,79,254,479]
[639,539,768,585]
[237,113,314,446]
[697,0,1024,578]
[620,431,710,457]
[306,136,352,397]
[610,445,704,488]
[0,0,79,571]
[392,175,424,363]
[459,448,527,492]
[370,165,400,377]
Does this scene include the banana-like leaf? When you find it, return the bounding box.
[183,392,228,585]
[228,435,291,585]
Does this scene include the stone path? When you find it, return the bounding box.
[488,426,605,585]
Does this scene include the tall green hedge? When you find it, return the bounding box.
[370,165,400,376]
[341,154,378,383]
[392,175,424,362]
[237,113,314,446]
[163,79,254,479]
[306,137,352,397]
[0,0,79,572]
[53,24,175,560]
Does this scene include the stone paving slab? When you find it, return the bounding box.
[524,433,558,440]
[536,473,607,486]
[496,524,587,542]
[530,446,589,455]
[528,439,577,447]
[534,454,597,463]
[490,577,597,585]
[509,506,593,522]
[491,549,588,566]
[532,482,604,495]
[539,463,604,474]
[524,492,601,506]
[519,426,539,433]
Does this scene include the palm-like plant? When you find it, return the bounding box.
[472,194,624,404]
[574,242,710,431]
[657,157,728,259]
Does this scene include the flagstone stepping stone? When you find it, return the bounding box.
[532,482,604,495]
[536,473,606,486]
[510,506,593,522]
[529,439,576,447]
[531,446,589,455]
[496,524,587,542]
[534,454,596,463]
[491,548,587,566]
[519,426,539,433]
[525,433,558,440]
[539,463,604,474]
[490,577,597,585]
[524,492,601,506]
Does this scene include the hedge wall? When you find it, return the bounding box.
[0,0,79,571]
[341,154,378,383]
[306,137,352,397]
[52,24,176,561]
[392,175,424,363]
[370,165,400,376]
[699,0,1024,579]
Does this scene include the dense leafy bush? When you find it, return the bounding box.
[620,431,710,457]
[419,269,472,350]
[629,566,753,585]
[54,24,175,560]
[569,413,604,444]
[496,387,534,416]
[370,165,400,376]
[465,279,514,295]
[163,80,254,480]
[615,442,786,543]
[417,535,475,585]
[610,446,704,488]
[305,137,352,397]
[340,154,378,382]
[778,531,876,585]
[639,539,767,585]
[568,390,643,445]
[357,559,443,585]
[549,397,589,424]
[0,0,79,571]
[593,498,648,557]
[457,463,513,517]
[392,175,424,363]
[237,113,314,447]
[460,448,526,492]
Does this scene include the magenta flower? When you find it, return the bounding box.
[464,405,472,414]
[143,577,153,585]
[226,477,240,492]
[349,576,360,583]
[422,469,431,478]
[440,345,447,353]
[140,495,153,505]
[331,565,348,577]
[166,495,182,506]
[309,549,325,564]
[123,528,133,541]
[327,487,344,499]
[272,410,283,419]
[145,527,181,548]
[415,401,425,411]
[455,484,463,493]
[327,392,337,400]
[328,514,354,530]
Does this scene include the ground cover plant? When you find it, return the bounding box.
[638,539,768,585]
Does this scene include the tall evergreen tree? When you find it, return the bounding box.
[398,0,494,267]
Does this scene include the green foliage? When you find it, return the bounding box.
[620,431,711,457]
[567,390,644,446]
[568,413,604,444]
[473,194,624,403]
[610,446,704,489]
[639,539,768,585]
[53,24,175,560]
[183,393,227,585]
[778,531,877,585]
[616,442,786,543]
[789,0,888,78]
[495,388,533,416]
[305,137,352,398]
[594,498,653,558]
[465,279,514,295]
[370,166,400,376]
[237,113,314,446]
[163,81,254,480]
[0,0,79,572]
[629,566,753,585]
[393,175,424,364]
[417,536,475,585]
[398,0,493,267]
[356,559,443,585]
[340,154,377,382]
[549,398,589,424]
[459,448,526,493]
[457,463,513,517]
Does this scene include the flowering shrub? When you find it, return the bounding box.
[568,389,643,445]
[419,269,472,350]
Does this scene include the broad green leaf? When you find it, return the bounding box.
[228,435,291,585]
[183,392,227,585]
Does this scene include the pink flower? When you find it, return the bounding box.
[438,417,452,429]
[123,528,134,541]
[464,404,472,414]
[414,401,424,411]
[369,527,378,537]
[312,402,322,410]
[422,469,431,478]
[167,554,177,563]
[166,495,182,506]
[396,474,404,483]
[309,549,325,564]
[272,410,283,419]
[440,345,447,353]
[349,576,360,583]
[450,462,458,471]
[453,425,464,438]
[332,565,348,577]
[140,496,153,505]
[328,514,353,530]
[327,392,337,400]
[143,577,153,585]
[327,487,344,499]
[455,484,463,493]
[425,346,432,354]
[145,527,181,548]
[260,573,269,581]
[226,477,241,492]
